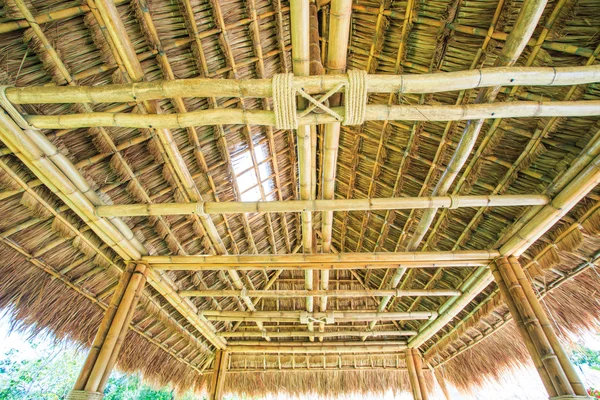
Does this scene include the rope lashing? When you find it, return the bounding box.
[272,73,297,130]
[344,69,368,126]
[271,70,368,129]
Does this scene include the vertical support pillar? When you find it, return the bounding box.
[406,349,428,400]
[68,263,147,399]
[209,350,229,400]
[433,368,452,400]
[492,257,585,399]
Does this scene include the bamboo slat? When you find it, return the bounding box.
[95,194,548,217]
[6,66,600,104]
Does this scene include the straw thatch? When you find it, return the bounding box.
[0,0,600,396]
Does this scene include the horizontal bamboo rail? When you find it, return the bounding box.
[201,310,437,323]
[151,260,488,271]
[144,250,499,266]
[228,366,413,373]
[96,194,549,217]
[180,289,461,298]
[22,101,600,129]
[6,66,600,103]
[227,344,408,354]
[218,330,418,338]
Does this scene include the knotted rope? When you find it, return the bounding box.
[344,69,368,126]
[271,70,368,129]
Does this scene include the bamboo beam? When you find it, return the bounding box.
[95,194,549,217]
[6,66,600,104]
[227,343,408,354]
[201,310,437,322]
[21,100,600,129]
[180,289,461,297]
[208,350,228,400]
[228,366,412,373]
[218,330,417,338]
[151,260,487,271]
[144,250,498,265]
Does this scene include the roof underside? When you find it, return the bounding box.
[0,0,600,396]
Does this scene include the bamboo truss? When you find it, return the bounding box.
[96,194,549,217]
[5,66,600,104]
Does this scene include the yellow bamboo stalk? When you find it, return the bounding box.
[85,264,147,392]
[406,348,423,400]
[23,101,600,129]
[7,66,600,103]
[180,289,461,297]
[144,250,498,265]
[413,349,429,400]
[201,310,436,321]
[227,344,407,354]
[208,350,228,400]
[508,256,587,396]
[95,194,548,217]
[217,330,417,338]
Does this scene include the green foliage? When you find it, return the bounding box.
[571,344,600,370]
[0,341,200,399]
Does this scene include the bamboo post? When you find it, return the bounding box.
[208,350,228,400]
[73,265,135,390]
[68,264,146,399]
[406,349,423,400]
[492,258,566,397]
[413,349,429,400]
[507,256,587,396]
[84,264,147,393]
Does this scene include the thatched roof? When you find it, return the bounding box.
[0,0,599,396]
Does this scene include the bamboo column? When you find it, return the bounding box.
[406,349,428,400]
[68,264,147,399]
[507,256,587,396]
[208,350,228,400]
[491,257,575,397]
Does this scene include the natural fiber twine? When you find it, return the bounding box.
[272,70,368,129]
[66,390,104,400]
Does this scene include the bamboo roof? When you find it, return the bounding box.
[0,0,599,396]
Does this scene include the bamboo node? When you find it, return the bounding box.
[194,202,206,215]
[0,86,34,130]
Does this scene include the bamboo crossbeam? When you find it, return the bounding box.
[201,310,437,322]
[227,344,408,354]
[6,66,600,104]
[95,194,548,217]
[22,101,600,129]
[180,289,461,298]
[151,260,487,271]
[217,330,418,338]
[228,366,412,373]
[144,250,498,266]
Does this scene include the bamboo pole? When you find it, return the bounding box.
[98,267,147,391]
[151,260,487,271]
[208,350,228,400]
[413,349,429,400]
[6,66,600,103]
[201,310,437,322]
[496,258,573,396]
[95,194,549,217]
[217,330,418,338]
[227,344,408,354]
[73,265,135,390]
[406,348,423,400]
[144,250,498,265]
[21,100,600,129]
[490,259,558,396]
[85,264,147,392]
[180,289,461,297]
[508,256,587,396]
